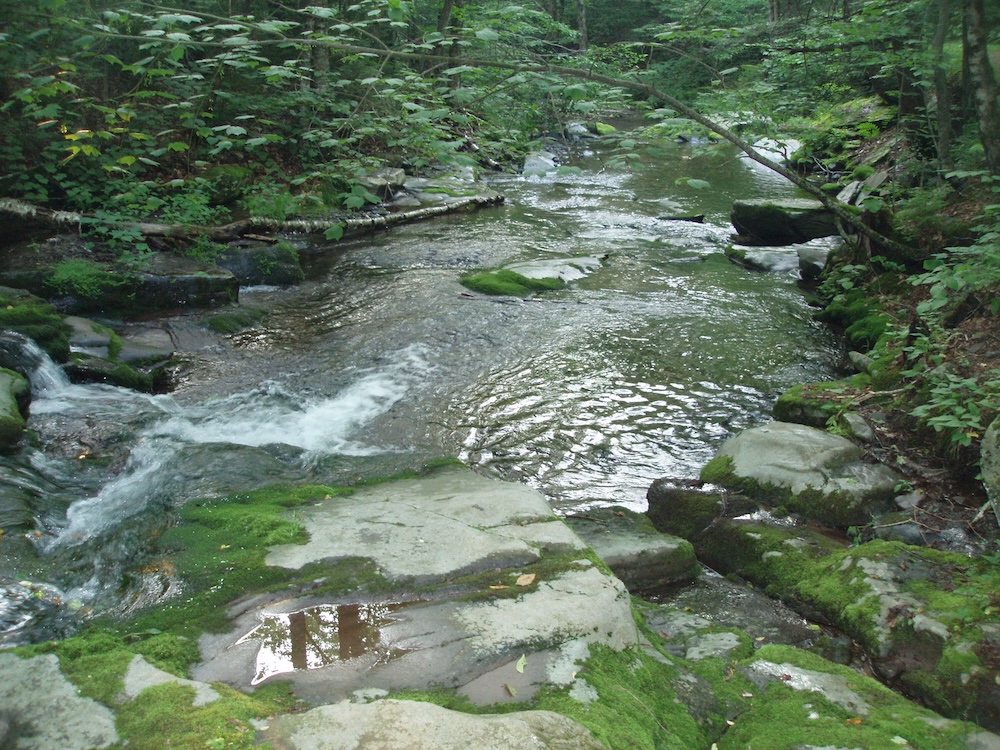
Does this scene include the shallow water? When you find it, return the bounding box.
[1,136,840,641]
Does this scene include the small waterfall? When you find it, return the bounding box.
[47,344,433,551]
[0,331,70,395]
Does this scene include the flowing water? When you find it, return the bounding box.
[0,136,840,643]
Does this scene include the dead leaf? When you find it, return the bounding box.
[504,683,518,697]
[489,585,508,590]
[515,573,536,586]
[846,717,864,725]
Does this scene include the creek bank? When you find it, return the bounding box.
[10,465,1000,749]
[9,466,1000,750]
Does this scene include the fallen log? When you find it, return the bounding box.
[0,192,505,243]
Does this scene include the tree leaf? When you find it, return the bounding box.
[515,573,535,586]
[324,224,344,241]
[516,654,527,673]
[475,28,500,42]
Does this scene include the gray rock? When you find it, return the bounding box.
[120,654,220,706]
[0,653,118,749]
[65,316,114,358]
[563,506,699,590]
[743,659,869,716]
[195,469,638,706]
[731,198,838,245]
[266,469,585,580]
[359,167,407,198]
[216,244,304,286]
[523,151,558,176]
[842,412,875,442]
[504,255,606,284]
[797,244,831,280]
[707,421,900,527]
[261,699,605,750]
[980,415,1000,525]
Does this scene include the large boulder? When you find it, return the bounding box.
[692,516,1000,732]
[731,198,838,245]
[700,421,900,528]
[215,243,304,286]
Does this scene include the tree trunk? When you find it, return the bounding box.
[964,0,1000,173]
[932,0,954,173]
[576,0,588,52]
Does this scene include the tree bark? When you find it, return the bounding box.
[0,194,506,243]
[576,0,588,52]
[964,0,1000,173]
[931,0,954,172]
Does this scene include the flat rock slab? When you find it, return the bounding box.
[563,506,699,590]
[262,699,605,750]
[196,469,637,706]
[266,469,585,580]
[0,653,118,749]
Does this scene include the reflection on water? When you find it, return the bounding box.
[237,602,411,685]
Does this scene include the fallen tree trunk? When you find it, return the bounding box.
[0,193,505,244]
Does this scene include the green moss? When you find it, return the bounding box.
[718,644,989,750]
[48,259,127,301]
[116,681,297,750]
[773,381,858,428]
[0,289,73,361]
[699,454,736,485]
[204,307,267,335]
[460,269,566,296]
[816,291,893,350]
[534,645,707,750]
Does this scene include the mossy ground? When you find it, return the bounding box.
[460,269,566,296]
[204,307,267,335]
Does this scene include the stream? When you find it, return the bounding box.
[0,134,841,644]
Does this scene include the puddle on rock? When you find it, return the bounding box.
[238,601,412,685]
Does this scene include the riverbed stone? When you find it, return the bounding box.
[562,506,699,590]
[731,198,838,245]
[261,699,606,750]
[0,367,29,449]
[645,479,756,539]
[195,469,638,707]
[0,652,118,749]
[700,421,900,528]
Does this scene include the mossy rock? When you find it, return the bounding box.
[645,479,756,540]
[731,199,838,245]
[816,291,893,350]
[204,306,267,335]
[215,244,304,286]
[0,285,72,361]
[460,269,566,297]
[772,380,865,429]
[65,353,154,392]
[695,520,1000,731]
[0,367,29,449]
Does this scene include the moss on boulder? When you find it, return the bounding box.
[0,285,72,361]
[0,367,29,449]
